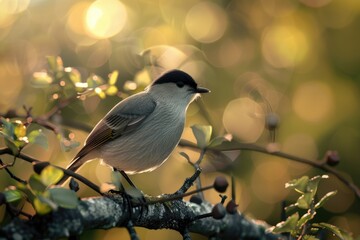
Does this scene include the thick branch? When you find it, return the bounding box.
[0,194,280,240]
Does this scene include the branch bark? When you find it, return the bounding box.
[0,194,280,240]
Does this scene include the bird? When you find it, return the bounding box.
[58,69,209,187]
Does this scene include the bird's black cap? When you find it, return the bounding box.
[152,69,209,93]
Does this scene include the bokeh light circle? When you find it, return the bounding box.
[292,81,334,123]
[262,25,309,68]
[85,0,128,39]
[185,1,227,43]
[222,98,265,143]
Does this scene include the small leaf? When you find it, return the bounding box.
[4,138,20,155]
[191,125,212,149]
[48,187,79,209]
[34,195,55,215]
[108,70,118,85]
[40,166,64,187]
[272,212,299,234]
[29,174,47,192]
[16,183,36,202]
[306,175,328,196]
[14,121,26,138]
[31,72,53,88]
[314,223,353,240]
[66,68,81,84]
[3,189,23,203]
[111,171,122,191]
[208,134,232,148]
[297,211,316,229]
[285,176,309,194]
[297,192,313,209]
[105,85,118,96]
[27,129,48,149]
[285,203,298,213]
[46,56,63,72]
[315,190,337,209]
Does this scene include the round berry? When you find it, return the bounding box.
[33,162,50,174]
[213,176,229,193]
[211,203,226,219]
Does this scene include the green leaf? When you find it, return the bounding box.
[315,190,337,209]
[191,125,212,149]
[285,203,298,213]
[29,174,47,192]
[31,71,53,88]
[208,134,232,148]
[34,195,55,215]
[285,176,309,194]
[4,138,20,155]
[314,223,353,240]
[105,85,118,96]
[272,212,299,234]
[306,175,328,196]
[87,74,104,88]
[27,129,48,149]
[66,68,81,84]
[48,187,79,209]
[297,211,316,229]
[297,192,313,209]
[4,189,23,203]
[46,56,63,72]
[111,171,122,191]
[40,166,64,187]
[16,182,36,202]
[108,70,118,85]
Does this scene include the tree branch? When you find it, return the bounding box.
[179,139,360,200]
[0,194,280,240]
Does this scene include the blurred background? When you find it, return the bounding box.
[0,0,360,239]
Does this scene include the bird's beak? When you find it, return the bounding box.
[196,86,210,93]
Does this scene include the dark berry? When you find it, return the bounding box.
[325,150,340,166]
[69,178,80,192]
[226,200,238,214]
[211,203,226,219]
[213,176,229,193]
[189,195,202,205]
[33,162,50,174]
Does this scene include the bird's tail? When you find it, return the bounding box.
[57,157,83,186]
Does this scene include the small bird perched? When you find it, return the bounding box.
[59,69,209,185]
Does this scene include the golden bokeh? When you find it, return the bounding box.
[292,81,334,123]
[85,0,128,39]
[0,0,360,238]
[262,24,309,68]
[185,1,228,43]
[223,97,265,143]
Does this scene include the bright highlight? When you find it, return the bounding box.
[85,0,127,39]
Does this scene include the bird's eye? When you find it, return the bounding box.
[176,81,185,88]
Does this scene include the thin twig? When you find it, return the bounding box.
[179,139,360,200]
[0,148,101,194]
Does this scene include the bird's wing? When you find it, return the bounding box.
[73,93,157,160]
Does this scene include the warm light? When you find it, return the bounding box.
[0,0,30,27]
[185,1,228,43]
[85,0,128,39]
[292,81,334,123]
[262,25,309,68]
[222,97,265,143]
